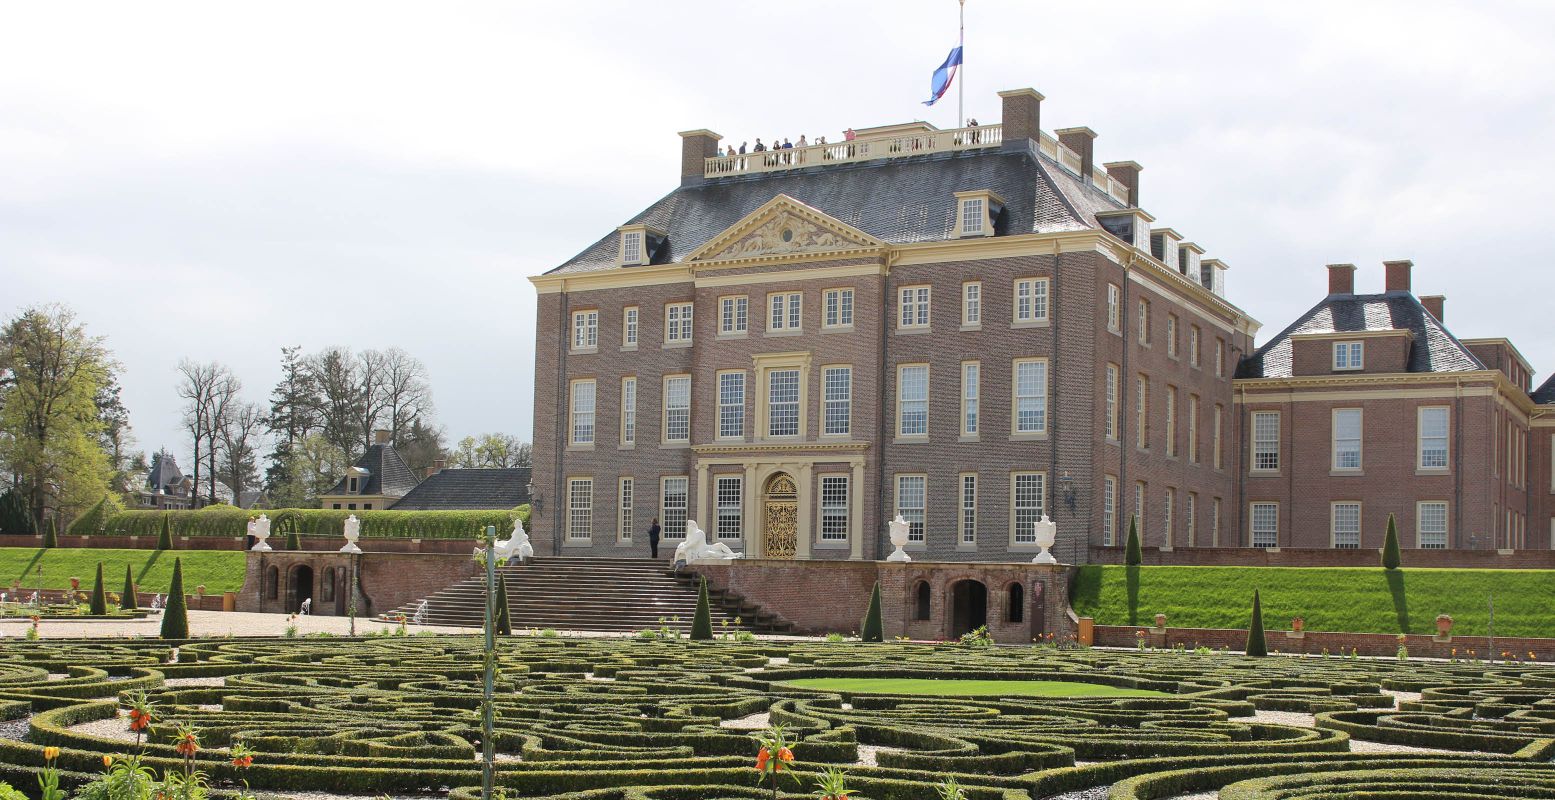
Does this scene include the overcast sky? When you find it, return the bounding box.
[4,1,1553,464]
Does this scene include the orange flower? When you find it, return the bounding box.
[102,754,113,768]
[42,746,59,762]
[754,747,769,772]
[777,746,794,763]
[231,755,252,768]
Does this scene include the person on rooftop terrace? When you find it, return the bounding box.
[739,141,747,154]
[797,134,808,147]
[753,138,766,152]
[782,138,792,148]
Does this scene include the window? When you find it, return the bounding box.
[769,291,801,331]
[960,473,977,545]
[1251,503,1278,548]
[720,296,748,334]
[348,477,358,493]
[1212,498,1221,546]
[1252,411,1280,471]
[665,303,693,343]
[1136,374,1150,449]
[1418,501,1448,549]
[1137,299,1151,344]
[960,196,985,235]
[1215,338,1225,377]
[663,376,690,443]
[660,477,688,539]
[898,285,930,329]
[1102,475,1117,546]
[570,380,596,446]
[623,307,639,347]
[1163,489,1175,548]
[1012,472,1046,544]
[567,478,593,540]
[1106,284,1121,333]
[571,310,598,350]
[1014,278,1049,323]
[1189,327,1200,367]
[961,362,980,437]
[823,288,853,328]
[1333,409,1362,470]
[1185,493,1197,547]
[767,368,800,437]
[1013,359,1048,435]
[621,231,643,265]
[823,366,852,435]
[896,475,926,542]
[620,377,637,445]
[1165,386,1177,457]
[962,282,982,326]
[1333,341,1364,370]
[1135,481,1146,543]
[1166,315,1179,358]
[820,476,849,541]
[1418,407,1449,469]
[1007,584,1024,623]
[618,478,633,542]
[718,371,745,439]
[1213,405,1223,470]
[898,365,929,437]
[1187,394,1200,464]
[1105,364,1119,441]
[715,476,743,540]
[1332,502,1361,548]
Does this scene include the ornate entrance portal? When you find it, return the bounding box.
[762,473,799,559]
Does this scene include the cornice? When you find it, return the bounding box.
[692,441,871,455]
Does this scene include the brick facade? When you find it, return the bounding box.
[238,551,478,617]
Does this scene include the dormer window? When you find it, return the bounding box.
[954,190,1003,238]
[622,231,642,264]
[348,477,358,493]
[617,224,665,266]
[1334,341,1364,371]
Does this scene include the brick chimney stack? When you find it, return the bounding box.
[1056,127,1097,181]
[1104,161,1142,207]
[1420,295,1445,322]
[678,129,722,186]
[1327,263,1356,295]
[997,88,1044,148]
[1384,260,1413,293]
[372,429,391,445]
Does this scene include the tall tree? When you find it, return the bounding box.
[217,401,266,506]
[450,433,531,468]
[306,347,366,461]
[270,432,349,507]
[397,418,447,475]
[176,360,238,509]
[373,347,434,447]
[264,346,318,498]
[94,370,137,498]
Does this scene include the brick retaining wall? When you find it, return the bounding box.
[0,534,481,554]
[1089,545,1555,569]
[1096,624,1555,660]
[239,551,478,617]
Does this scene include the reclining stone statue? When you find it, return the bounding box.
[472,517,534,563]
[673,519,742,563]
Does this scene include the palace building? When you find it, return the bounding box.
[527,87,1553,563]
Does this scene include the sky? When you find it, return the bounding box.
[4,1,1555,465]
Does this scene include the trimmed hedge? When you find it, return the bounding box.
[101,507,527,540]
[67,496,121,536]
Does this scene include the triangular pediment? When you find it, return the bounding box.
[688,195,882,263]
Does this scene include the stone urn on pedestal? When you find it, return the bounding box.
[885,515,912,562]
[250,515,272,552]
[340,515,363,554]
[1435,614,1454,639]
[1030,515,1058,564]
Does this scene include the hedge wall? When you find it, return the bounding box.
[98,505,531,540]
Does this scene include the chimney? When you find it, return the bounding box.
[677,129,722,186]
[997,88,1044,148]
[434,458,446,473]
[1384,259,1413,293]
[1104,161,1142,207]
[372,429,391,446]
[1327,263,1356,295]
[1056,126,1097,181]
[1420,295,1445,322]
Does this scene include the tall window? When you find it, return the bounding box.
[570,380,596,445]
[621,230,643,264]
[623,307,638,347]
[617,478,633,542]
[715,476,743,540]
[718,372,745,439]
[1134,481,1146,543]
[1252,411,1280,471]
[571,310,598,350]
[1251,502,1278,548]
[1189,326,1200,367]
[660,477,688,539]
[665,303,693,343]
[1165,387,1177,457]
[1106,284,1121,333]
[895,476,926,542]
[1014,278,1049,323]
[663,376,690,443]
[1013,359,1048,435]
[720,296,748,334]
[1163,489,1175,548]
[1418,407,1449,469]
[1136,374,1150,449]
[823,366,852,435]
[960,197,985,235]
[1137,299,1151,344]
[1215,338,1225,377]
[1333,341,1364,370]
[1105,364,1119,441]
[620,377,636,445]
[1166,315,1179,357]
[567,478,593,540]
[1213,405,1224,470]
[1332,409,1362,470]
[962,282,982,326]
[769,292,801,331]
[1102,475,1117,546]
[768,369,800,437]
[898,286,930,329]
[1185,493,1197,547]
[1012,472,1045,544]
[1418,501,1448,549]
[823,288,853,328]
[961,362,980,437]
[1332,502,1361,548]
[820,476,849,541]
[1212,498,1221,546]
[1187,394,1200,463]
[898,365,928,437]
[960,474,977,545]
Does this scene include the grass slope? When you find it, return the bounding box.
[0,548,247,594]
[782,677,1167,697]
[1071,565,1555,638]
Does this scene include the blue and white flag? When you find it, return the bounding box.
[922,45,963,106]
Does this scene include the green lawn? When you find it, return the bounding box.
[1071,564,1555,638]
[0,548,248,594]
[781,677,1168,697]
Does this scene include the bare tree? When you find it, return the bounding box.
[205,370,242,505]
[373,347,434,447]
[176,360,220,510]
[217,401,266,505]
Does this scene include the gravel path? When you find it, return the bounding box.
[67,711,137,743]
[164,677,226,688]
[720,711,770,730]
[854,743,905,767]
[13,610,469,639]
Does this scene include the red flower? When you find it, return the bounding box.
[230,755,252,768]
[754,747,769,772]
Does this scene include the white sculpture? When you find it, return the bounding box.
[504,518,534,561]
[885,515,912,562]
[412,599,428,625]
[299,597,312,616]
[29,591,40,606]
[150,594,163,610]
[340,515,362,554]
[250,514,272,552]
[673,520,742,563]
[1031,515,1058,564]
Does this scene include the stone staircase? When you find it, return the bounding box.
[381,556,793,634]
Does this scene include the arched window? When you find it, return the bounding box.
[914,581,931,621]
[266,566,279,599]
[321,567,336,602]
[1007,583,1024,623]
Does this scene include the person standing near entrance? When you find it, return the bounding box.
[647,517,662,559]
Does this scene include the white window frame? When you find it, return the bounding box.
[719,295,749,335]
[1165,386,1177,458]
[617,477,634,542]
[961,361,980,438]
[571,310,598,351]
[768,291,802,332]
[1136,374,1150,449]
[1185,492,1197,547]
[1163,488,1174,548]
[1252,411,1280,472]
[1013,278,1050,325]
[1011,471,1046,546]
[663,375,691,444]
[959,196,986,236]
[819,475,850,541]
[1332,408,1363,471]
[1137,299,1150,345]
[767,367,801,438]
[1104,364,1120,442]
[1102,475,1117,546]
[959,473,977,545]
[567,477,593,541]
[1166,315,1179,358]
[1215,338,1225,377]
[1251,502,1278,548]
[1187,394,1199,464]
[1418,406,1449,470]
[665,302,693,344]
[962,281,982,328]
[717,370,746,440]
[822,365,852,436]
[822,288,854,329]
[895,475,926,543]
[1134,481,1146,543]
[897,364,929,438]
[1012,358,1048,437]
[1333,341,1364,371]
[622,306,639,348]
[1106,283,1121,333]
[715,476,743,541]
[620,376,637,446]
[569,379,596,446]
[1417,501,1448,549]
[1212,498,1222,546]
[898,285,931,329]
[620,230,644,265]
[660,476,688,540]
[1213,404,1223,470]
[1189,326,1200,367]
[1331,501,1361,549]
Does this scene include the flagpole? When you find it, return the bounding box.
[958,0,966,128]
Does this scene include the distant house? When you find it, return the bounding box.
[135,452,199,510]
[319,430,420,511]
[391,462,532,511]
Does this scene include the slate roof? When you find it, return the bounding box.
[145,452,184,493]
[391,468,532,511]
[1237,292,1483,379]
[1532,375,1555,405]
[325,443,420,498]
[549,146,1125,275]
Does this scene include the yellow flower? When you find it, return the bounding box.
[102,754,113,768]
[43,746,59,762]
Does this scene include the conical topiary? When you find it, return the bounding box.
[1124,515,1142,566]
[690,576,713,641]
[160,558,189,640]
[157,515,173,550]
[120,563,138,611]
[89,562,107,615]
[1245,589,1267,657]
[286,531,301,550]
[494,572,511,636]
[861,581,884,642]
[1382,514,1401,570]
[42,517,58,548]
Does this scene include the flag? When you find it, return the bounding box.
[922,45,963,107]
